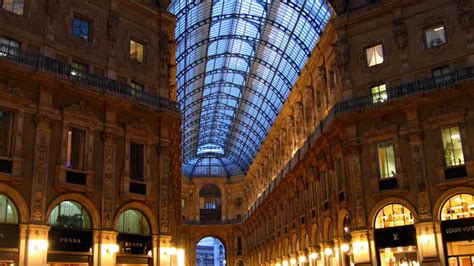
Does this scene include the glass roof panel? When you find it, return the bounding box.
[170,0,331,177]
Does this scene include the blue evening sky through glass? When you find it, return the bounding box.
[170,0,331,177]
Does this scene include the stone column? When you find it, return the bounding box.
[350,230,371,265]
[98,230,118,266]
[25,224,49,266]
[415,222,441,265]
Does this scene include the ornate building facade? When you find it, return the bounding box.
[0,0,182,265]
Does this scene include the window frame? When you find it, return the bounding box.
[0,36,20,57]
[376,141,397,179]
[65,127,86,171]
[424,23,447,49]
[71,14,93,41]
[129,141,146,183]
[0,109,15,159]
[365,43,385,67]
[371,83,388,103]
[129,39,146,64]
[441,126,465,168]
[1,0,25,15]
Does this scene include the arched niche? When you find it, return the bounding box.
[115,209,153,262]
[199,184,222,222]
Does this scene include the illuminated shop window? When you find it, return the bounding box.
[371,84,388,103]
[366,44,384,67]
[49,201,91,229]
[130,39,145,63]
[2,0,24,15]
[441,127,465,167]
[116,209,151,235]
[441,194,474,221]
[441,194,474,265]
[425,24,446,48]
[375,204,414,229]
[377,141,396,179]
[0,194,18,224]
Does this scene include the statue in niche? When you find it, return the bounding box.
[286,115,295,150]
[318,65,327,90]
[458,0,472,29]
[295,102,304,137]
[393,18,408,49]
[107,12,119,56]
[304,85,314,123]
[279,128,287,162]
[332,34,350,82]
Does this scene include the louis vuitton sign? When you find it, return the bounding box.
[48,228,93,252]
[374,225,417,248]
[441,217,474,242]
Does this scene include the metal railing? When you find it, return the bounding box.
[247,65,474,219]
[182,218,243,225]
[334,66,474,115]
[0,44,179,112]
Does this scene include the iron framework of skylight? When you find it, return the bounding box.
[170,0,331,178]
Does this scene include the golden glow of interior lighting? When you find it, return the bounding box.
[290,258,297,265]
[298,255,307,263]
[282,260,289,266]
[420,234,431,245]
[275,263,282,266]
[309,252,319,259]
[29,239,49,253]
[324,248,333,256]
[177,248,185,266]
[341,243,350,253]
[147,250,153,256]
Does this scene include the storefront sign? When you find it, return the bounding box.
[441,217,474,242]
[374,225,417,248]
[48,228,92,252]
[0,223,19,248]
[117,233,152,255]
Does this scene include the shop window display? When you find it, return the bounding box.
[441,194,474,266]
[374,204,419,266]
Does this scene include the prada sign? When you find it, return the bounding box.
[0,223,19,248]
[374,225,417,248]
[441,217,474,242]
[117,233,152,255]
[49,228,93,252]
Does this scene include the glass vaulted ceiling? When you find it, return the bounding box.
[170,0,331,178]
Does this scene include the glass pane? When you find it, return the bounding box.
[130,40,144,63]
[0,194,19,224]
[366,44,384,67]
[425,25,446,48]
[378,142,396,179]
[379,246,418,266]
[375,204,414,228]
[442,127,465,167]
[0,110,14,157]
[66,128,85,170]
[116,209,151,235]
[130,143,145,181]
[49,201,91,229]
[441,194,474,221]
[372,84,388,103]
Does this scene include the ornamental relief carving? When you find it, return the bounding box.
[31,126,51,222]
[427,103,466,126]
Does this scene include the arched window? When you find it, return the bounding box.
[116,209,151,235]
[441,193,474,221]
[0,194,18,224]
[48,201,91,229]
[199,184,222,221]
[375,204,414,229]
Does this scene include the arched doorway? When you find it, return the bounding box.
[115,209,153,265]
[199,184,222,222]
[196,237,226,266]
[373,203,418,266]
[47,200,93,265]
[0,193,20,265]
[439,193,474,265]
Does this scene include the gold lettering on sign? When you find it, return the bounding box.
[59,237,82,244]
